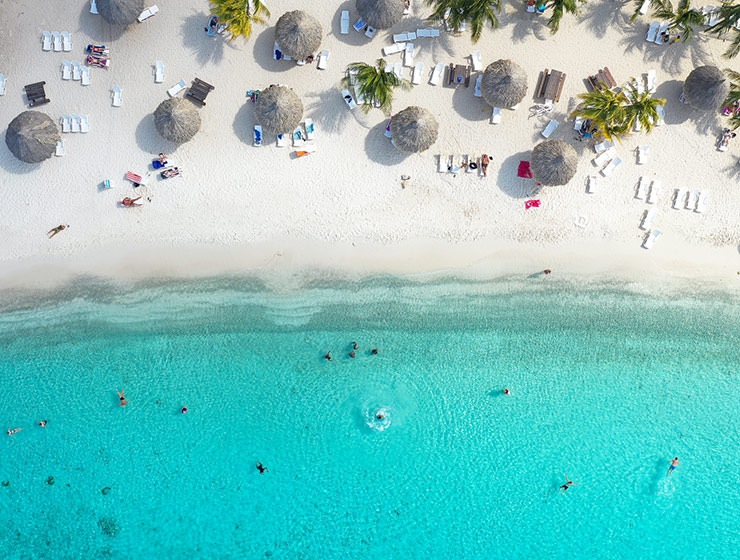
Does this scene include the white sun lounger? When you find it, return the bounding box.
[292,127,304,146]
[587,175,598,193]
[304,118,315,140]
[647,179,660,203]
[276,133,287,147]
[412,62,424,85]
[71,61,81,81]
[138,5,159,22]
[594,140,613,153]
[81,66,90,86]
[393,62,403,79]
[466,155,477,173]
[639,0,651,14]
[704,6,719,26]
[646,22,659,42]
[52,32,62,52]
[167,79,186,97]
[686,189,699,209]
[646,69,657,93]
[541,119,559,138]
[695,190,709,212]
[403,0,411,15]
[631,77,645,95]
[430,62,444,85]
[673,187,687,209]
[112,85,122,107]
[61,60,71,80]
[437,154,447,173]
[393,33,409,43]
[62,32,72,52]
[491,107,502,124]
[60,114,71,133]
[637,145,649,164]
[655,23,669,44]
[404,43,415,67]
[474,74,482,97]
[643,229,662,249]
[42,31,52,51]
[365,26,377,38]
[634,118,642,132]
[593,146,616,167]
[155,60,164,83]
[0,74,4,96]
[471,50,482,72]
[383,42,405,55]
[573,116,583,131]
[654,105,665,125]
[70,114,81,133]
[340,10,350,34]
[341,89,357,109]
[640,207,658,230]
[55,140,64,157]
[253,125,263,147]
[601,156,622,176]
[636,176,649,199]
[317,50,329,70]
[79,114,89,133]
[90,0,98,13]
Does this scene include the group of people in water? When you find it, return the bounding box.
[324,342,378,361]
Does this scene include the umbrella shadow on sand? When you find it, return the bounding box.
[252,28,294,73]
[0,141,42,174]
[77,1,128,41]
[181,12,227,66]
[232,102,257,146]
[364,121,410,166]
[135,114,178,155]
[452,85,490,122]
[496,151,538,199]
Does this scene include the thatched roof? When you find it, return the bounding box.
[97,0,146,26]
[275,11,322,60]
[356,0,404,30]
[683,66,729,112]
[154,98,201,144]
[531,140,578,186]
[254,86,303,134]
[389,106,439,153]
[481,60,528,109]
[5,111,59,163]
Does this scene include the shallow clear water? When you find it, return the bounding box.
[1,277,739,559]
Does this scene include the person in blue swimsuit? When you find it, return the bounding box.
[667,457,679,475]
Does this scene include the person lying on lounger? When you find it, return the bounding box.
[481,154,490,176]
[160,167,180,179]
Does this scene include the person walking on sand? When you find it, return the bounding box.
[667,457,679,476]
[117,390,128,407]
[559,474,578,493]
[48,225,68,238]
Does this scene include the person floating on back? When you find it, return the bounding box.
[117,390,128,407]
[7,427,22,437]
[667,457,679,476]
[559,474,578,493]
[502,388,511,395]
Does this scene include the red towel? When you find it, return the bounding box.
[125,171,142,183]
[525,199,541,209]
[518,161,533,178]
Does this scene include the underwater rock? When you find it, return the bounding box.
[98,517,120,537]
[2,481,9,487]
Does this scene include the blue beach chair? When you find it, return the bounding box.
[353,19,367,32]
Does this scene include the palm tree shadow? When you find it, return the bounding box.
[364,121,410,166]
[618,25,714,75]
[507,5,551,44]
[181,12,227,66]
[496,151,536,198]
[653,79,720,136]
[580,1,631,38]
[304,86,370,135]
[724,160,740,179]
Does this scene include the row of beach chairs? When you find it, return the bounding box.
[41,31,72,52]
[60,114,89,134]
[254,119,316,149]
[436,154,487,176]
[61,61,91,85]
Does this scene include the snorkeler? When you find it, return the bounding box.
[667,457,679,476]
[38,420,48,428]
[503,388,511,395]
[117,390,128,407]
[371,348,378,355]
[256,462,268,474]
[559,474,578,493]
[7,427,22,437]
[324,351,332,361]
[349,351,356,358]
[352,342,359,350]
[181,406,189,414]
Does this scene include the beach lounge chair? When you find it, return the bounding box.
[643,229,662,249]
[112,85,122,106]
[587,175,598,193]
[276,133,287,147]
[646,69,656,93]
[102,179,112,190]
[304,118,315,141]
[703,6,719,26]
[412,62,424,85]
[647,179,660,203]
[365,26,377,38]
[81,67,90,86]
[593,147,616,167]
[60,114,71,133]
[341,89,357,109]
[55,140,64,157]
[466,155,477,173]
[640,207,658,230]
[70,114,81,133]
[253,125,263,147]
[686,189,699,209]
[449,155,462,173]
[383,43,405,56]
[292,127,304,146]
[646,22,659,42]
[654,105,665,125]
[491,107,502,124]
[393,62,403,79]
[403,0,411,15]
[42,31,52,51]
[404,43,415,67]
[639,0,651,14]
[155,60,164,83]
[430,62,444,85]
[340,11,350,34]
[72,61,81,81]
[471,50,482,72]
[474,74,482,97]
[517,160,533,178]
[601,156,622,176]
[61,60,71,80]
[631,77,645,96]
[317,50,329,70]
[573,116,583,131]
[353,19,367,32]
[52,32,62,52]
[593,140,613,153]
[273,42,283,61]
[541,119,559,138]
[437,154,447,173]
[0,74,5,96]
[655,22,669,44]
[673,187,687,209]
[167,79,186,97]
[62,31,72,52]
[90,0,98,13]
[634,118,642,132]
[138,5,159,22]
[636,176,649,199]
[637,145,649,164]
[695,190,709,213]
[79,114,89,133]
[393,33,408,43]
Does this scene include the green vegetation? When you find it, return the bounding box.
[709,4,740,58]
[631,0,705,42]
[342,60,411,115]
[425,0,502,42]
[536,0,586,34]
[209,0,270,42]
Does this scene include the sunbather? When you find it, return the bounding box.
[481,154,490,176]
[160,167,180,179]
[121,197,142,207]
[48,224,68,238]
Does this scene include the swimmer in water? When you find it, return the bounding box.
[377,413,384,420]
[7,427,22,437]
[117,390,128,407]
[324,351,332,361]
[503,388,510,395]
[181,406,188,414]
[349,351,356,358]
[559,474,578,493]
[371,348,378,355]
[667,457,679,475]
[256,462,268,474]
[38,420,48,428]
[352,342,359,350]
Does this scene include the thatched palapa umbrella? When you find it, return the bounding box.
[275,11,322,60]
[154,98,201,144]
[254,86,303,134]
[531,140,578,186]
[356,0,404,30]
[97,0,146,26]
[389,106,438,153]
[683,66,729,112]
[5,111,60,163]
[481,60,528,109]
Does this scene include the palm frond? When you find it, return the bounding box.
[211,0,270,42]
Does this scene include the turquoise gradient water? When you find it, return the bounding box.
[1,277,739,559]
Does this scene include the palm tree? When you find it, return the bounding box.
[631,0,704,41]
[343,60,411,115]
[536,0,586,34]
[209,0,270,42]
[571,87,629,141]
[723,69,740,128]
[709,4,740,57]
[623,85,666,133]
[426,0,502,42]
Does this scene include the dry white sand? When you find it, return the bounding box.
[1,0,739,291]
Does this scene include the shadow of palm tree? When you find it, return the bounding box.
[506,4,550,44]
[618,24,714,75]
[364,121,411,165]
[496,151,537,198]
[181,12,227,66]
[580,1,631,38]
[304,86,378,135]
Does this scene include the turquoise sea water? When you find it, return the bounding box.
[1,277,739,559]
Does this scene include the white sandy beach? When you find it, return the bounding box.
[1,0,739,290]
